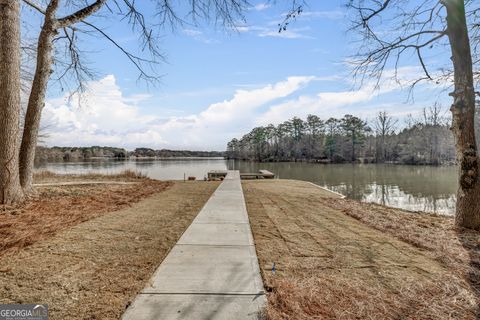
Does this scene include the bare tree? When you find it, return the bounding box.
[19,0,107,191]
[0,0,249,203]
[374,111,397,162]
[306,114,324,158]
[421,104,449,164]
[0,0,24,204]
[423,103,448,126]
[347,0,480,229]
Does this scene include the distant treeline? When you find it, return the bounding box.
[35,146,128,161]
[226,107,477,165]
[35,146,225,161]
[130,148,225,158]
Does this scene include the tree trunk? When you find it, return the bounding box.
[352,132,356,161]
[382,134,387,162]
[445,0,480,229]
[0,0,24,204]
[19,3,58,191]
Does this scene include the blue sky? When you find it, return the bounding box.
[35,1,452,150]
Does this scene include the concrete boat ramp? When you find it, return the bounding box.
[122,171,266,320]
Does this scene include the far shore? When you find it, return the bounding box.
[36,156,226,161]
[36,155,458,167]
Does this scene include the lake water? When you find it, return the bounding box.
[35,158,458,215]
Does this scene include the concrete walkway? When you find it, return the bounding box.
[122,171,265,320]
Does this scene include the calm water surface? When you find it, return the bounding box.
[35,158,228,181]
[36,159,458,215]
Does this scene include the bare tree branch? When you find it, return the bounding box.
[57,0,107,28]
[22,0,45,14]
[80,19,161,81]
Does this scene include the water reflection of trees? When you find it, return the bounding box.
[229,161,457,214]
[365,185,456,215]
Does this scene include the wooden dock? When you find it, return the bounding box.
[240,170,275,180]
[207,170,228,180]
[208,170,275,180]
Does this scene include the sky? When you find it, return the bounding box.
[31,0,453,151]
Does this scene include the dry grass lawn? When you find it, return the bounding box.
[33,169,148,183]
[243,179,477,320]
[0,171,170,258]
[0,179,220,320]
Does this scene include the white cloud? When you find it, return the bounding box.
[42,75,315,150]
[255,67,431,125]
[42,68,439,150]
[43,75,160,147]
[200,76,314,122]
[234,24,313,39]
[247,9,343,39]
[253,3,271,11]
[255,89,374,125]
[258,27,314,39]
[182,28,219,44]
[183,29,202,37]
[236,25,251,33]
[300,10,345,20]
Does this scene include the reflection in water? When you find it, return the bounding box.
[228,161,457,215]
[35,159,457,215]
[35,158,228,181]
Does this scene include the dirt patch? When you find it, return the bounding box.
[243,179,476,319]
[0,180,220,320]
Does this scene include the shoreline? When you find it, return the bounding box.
[35,156,227,162]
[36,156,458,166]
[0,175,473,319]
[226,158,457,166]
[33,169,458,216]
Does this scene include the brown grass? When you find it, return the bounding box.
[267,274,471,320]
[33,169,147,183]
[316,197,480,316]
[0,181,220,320]
[0,177,171,258]
[243,179,477,320]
